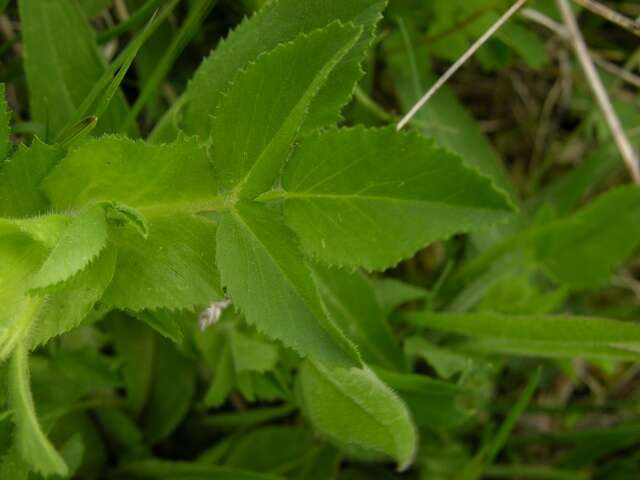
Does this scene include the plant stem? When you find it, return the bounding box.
[397,0,529,130]
[556,0,640,183]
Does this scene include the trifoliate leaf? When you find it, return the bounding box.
[280,127,514,270]
[18,0,129,137]
[216,201,360,368]
[311,263,405,370]
[0,83,9,161]
[180,0,385,140]
[43,136,219,215]
[102,214,221,311]
[535,186,640,289]
[210,22,361,199]
[29,246,117,348]
[297,361,417,470]
[30,205,109,292]
[0,140,64,217]
[8,344,68,476]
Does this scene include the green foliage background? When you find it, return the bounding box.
[1,0,640,478]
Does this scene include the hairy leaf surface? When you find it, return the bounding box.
[30,205,109,291]
[9,344,68,476]
[280,127,514,270]
[0,140,64,218]
[297,361,417,470]
[179,0,385,140]
[216,202,359,368]
[102,214,221,311]
[43,136,219,215]
[211,22,361,199]
[29,247,117,348]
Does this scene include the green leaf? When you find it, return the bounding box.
[0,83,9,161]
[103,214,221,311]
[229,328,278,374]
[375,368,471,429]
[143,337,196,443]
[224,426,315,473]
[279,127,514,270]
[109,313,155,415]
[43,135,220,215]
[8,344,68,476]
[132,309,185,345]
[18,0,129,138]
[29,246,117,348]
[179,0,385,140]
[30,205,109,292]
[404,337,472,379]
[383,29,517,203]
[311,263,405,370]
[373,278,428,316]
[211,22,361,199]
[404,312,640,361]
[297,361,417,470]
[0,140,64,218]
[534,186,640,289]
[457,368,541,480]
[0,235,47,359]
[216,201,360,368]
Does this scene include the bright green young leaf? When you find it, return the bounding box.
[297,361,417,470]
[279,127,514,270]
[534,186,640,289]
[43,135,219,215]
[311,263,405,370]
[29,246,117,348]
[179,0,385,140]
[211,22,361,199]
[30,205,109,292]
[0,140,64,218]
[0,234,47,360]
[102,214,221,311]
[216,202,360,369]
[18,0,129,138]
[404,312,640,361]
[0,83,9,160]
[8,344,68,476]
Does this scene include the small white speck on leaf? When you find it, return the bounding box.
[198,298,232,331]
